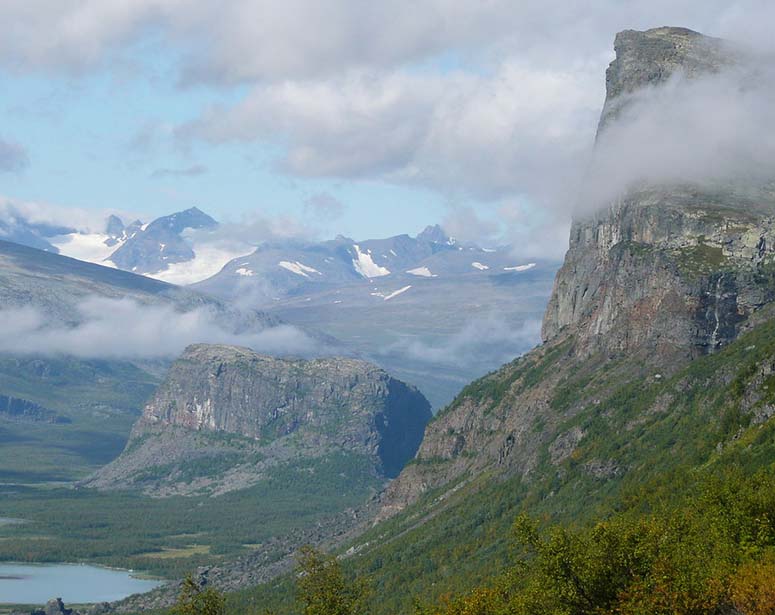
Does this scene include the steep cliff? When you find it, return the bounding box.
[98,27,775,613]
[87,344,431,495]
[542,186,775,357]
[544,26,773,357]
[379,26,775,517]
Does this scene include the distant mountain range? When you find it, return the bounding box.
[194,223,538,301]
[191,224,553,407]
[0,205,250,285]
[0,205,540,293]
[0,205,557,407]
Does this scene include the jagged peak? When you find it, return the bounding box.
[105,214,124,236]
[417,224,450,244]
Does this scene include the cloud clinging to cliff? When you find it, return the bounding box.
[580,64,775,211]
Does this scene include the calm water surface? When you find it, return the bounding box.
[0,563,164,604]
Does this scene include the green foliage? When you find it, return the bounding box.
[232,314,775,615]
[418,468,775,615]
[13,285,775,615]
[296,547,369,615]
[173,575,225,615]
[438,339,573,419]
[0,453,381,578]
[674,240,728,276]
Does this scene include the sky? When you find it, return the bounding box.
[2,1,775,255]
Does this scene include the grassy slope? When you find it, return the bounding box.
[226,312,775,614]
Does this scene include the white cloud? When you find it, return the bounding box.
[441,206,500,244]
[0,296,317,359]
[4,1,775,82]
[185,209,313,248]
[581,65,775,210]
[0,196,124,233]
[5,1,775,252]
[182,61,601,209]
[181,70,440,177]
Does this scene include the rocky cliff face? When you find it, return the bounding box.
[378,27,775,518]
[542,186,775,357]
[87,344,431,495]
[598,27,733,131]
[544,26,774,357]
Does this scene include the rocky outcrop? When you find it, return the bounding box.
[598,27,733,131]
[544,26,775,357]
[86,344,431,494]
[542,186,775,357]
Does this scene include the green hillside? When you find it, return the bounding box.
[222,306,775,614]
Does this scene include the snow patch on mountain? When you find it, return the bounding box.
[471,262,489,271]
[147,244,252,285]
[352,244,390,278]
[371,285,412,301]
[50,232,121,264]
[504,263,536,272]
[279,261,322,278]
[406,266,436,278]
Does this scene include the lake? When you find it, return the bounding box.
[0,563,164,604]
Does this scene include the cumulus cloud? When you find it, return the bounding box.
[0,1,594,80]
[3,1,775,82]
[441,205,500,245]
[0,296,317,359]
[5,1,775,253]
[181,62,601,208]
[185,209,313,250]
[0,196,132,234]
[0,137,28,173]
